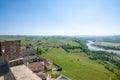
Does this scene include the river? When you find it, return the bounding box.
[86,41,120,54]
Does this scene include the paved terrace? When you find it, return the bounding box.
[10,65,42,80]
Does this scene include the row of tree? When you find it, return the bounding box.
[61,44,81,52]
[34,48,48,55]
[92,44,120,50]
[89,51,120,69]
[61,39,90,54]
[89,50,120,80]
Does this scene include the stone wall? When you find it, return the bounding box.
[28,62,45,72]
[8,69,16,80]
[0,40,22,66]
[0,42,5,65]
[9,58,23,67]
[4,40,22,61]
[0,56,5,65]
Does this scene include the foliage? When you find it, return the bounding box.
[89,50,120,80]
[61,39,90,54]
[74,39,90,55]
[61,44,81,52]
[93,44,120,50]
[90,51,120,69]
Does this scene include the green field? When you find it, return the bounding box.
[42,48,110,80]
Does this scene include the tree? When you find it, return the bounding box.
[39,49,42,55]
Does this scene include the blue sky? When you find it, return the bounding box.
[0,0,120,36]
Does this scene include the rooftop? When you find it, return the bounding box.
[57,75,71,80]
[10,65,42,80]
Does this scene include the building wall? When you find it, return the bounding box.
[8,69,16,80]
[0,42,1,56]
[4,40,22,61]
[0,42,5,65]
[0,55,5,65]
[0,40,22,66]
[9,58,23,67]
[28,62,45,72]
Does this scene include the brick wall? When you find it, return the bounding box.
[4,40,22,61]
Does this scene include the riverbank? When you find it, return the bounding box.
[87,41,120,54]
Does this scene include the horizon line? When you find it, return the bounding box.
[0,34,120,37]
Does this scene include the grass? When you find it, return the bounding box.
[68,48,80,53]
[41,39,59,47]
[42,48,110,80]
[65,39,80,46]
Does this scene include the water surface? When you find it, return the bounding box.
[87,41,120,54]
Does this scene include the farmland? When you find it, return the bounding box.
[0,36,113,80]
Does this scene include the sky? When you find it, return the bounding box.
[0,0,120,36]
